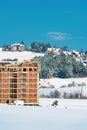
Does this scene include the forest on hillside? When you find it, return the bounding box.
[33,52,87,79]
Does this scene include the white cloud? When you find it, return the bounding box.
[48,32,71,41]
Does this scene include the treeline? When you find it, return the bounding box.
[2,41,87,55]
[40,89,87,99]
[34,52,87,78]
[2,41,51,52]
[30,42,51,53]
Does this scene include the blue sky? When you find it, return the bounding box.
[0,0,87,51]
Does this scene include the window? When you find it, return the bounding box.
[3,73,9,77]
[34,84,37,87]
[7,68,9,71]
[23,99,26,102]
[34,79,37,82]
[22,84,26,88]
[29,79,32,82]
[18,73,23,77]
[23,79,26,82]
[23,73,26,77]
[34,89,37,93]
[19,68,22,71]
[23,68,26,72]
[18,89,22,93]
[23,89,26,93]
[34,68,37,71]
[29,99,32,103]
[7,94,10,97]
[7,84,10,86]
[2,68,4,71]
[13,68,17,72]
[29,73,32,76]
[29,68,32,71]
[18,79,22,82]
[18,94,21,97]
[29,89,32,92]
[34,99,37,103]
[23,94,26,98]
[29,84,32,87]
[7,89,10,92]
[30,74,37,77]
[29,94,32,97]
[1,90,4,92]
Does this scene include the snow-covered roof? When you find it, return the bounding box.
[11,43,25,46]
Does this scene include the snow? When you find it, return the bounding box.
[0,99,87,130]
[39,77,87,97]
[0,51,87,129]
[0,51,44,62]
[40,77,87,88]
[39,98,87,109]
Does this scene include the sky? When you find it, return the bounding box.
[0,0,87,51]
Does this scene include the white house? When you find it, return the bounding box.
[11,43,25,52]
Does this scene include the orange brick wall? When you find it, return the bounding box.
[0,61,39,105]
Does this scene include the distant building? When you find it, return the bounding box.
[11,43,25,52]
[0,60,39,105]
[47,48,62,55]
[71,50,80,57]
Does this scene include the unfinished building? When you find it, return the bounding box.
[0,60,39,105]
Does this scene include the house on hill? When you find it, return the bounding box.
[11,43,25,52]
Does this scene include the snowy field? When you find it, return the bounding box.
[39,77,87,97]
[0,98,87,130]
[39,77,87,89]
[39,98,87,109]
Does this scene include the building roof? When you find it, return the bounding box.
[11,43,25,46]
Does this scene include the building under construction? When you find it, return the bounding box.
[0,60,39,105]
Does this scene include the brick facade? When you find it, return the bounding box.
[0,61,39,105]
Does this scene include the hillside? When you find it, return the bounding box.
[0,51,44,62]
[39,77,87,98]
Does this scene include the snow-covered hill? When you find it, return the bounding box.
[39,77,87,98]
[0,51,44,62]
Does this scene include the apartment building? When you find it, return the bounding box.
[0,60,39,105]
